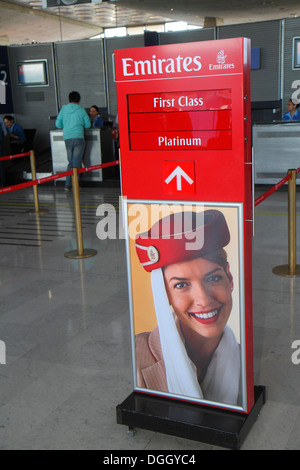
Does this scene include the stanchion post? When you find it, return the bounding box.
[73,167,84,256]
[288,169,297,275]
[273,168,300,277]
[31,150,39,213]
[64,168,97,259]
[27,150,48,215]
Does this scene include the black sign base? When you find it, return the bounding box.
[116,385,266,450]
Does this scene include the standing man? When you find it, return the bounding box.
[56,91,91,191]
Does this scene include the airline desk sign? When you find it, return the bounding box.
[115,38,252,209]
[115,38,255,414]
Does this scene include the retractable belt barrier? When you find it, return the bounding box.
[0,158,119,195]
[254,167,300,207]
[255,166,300,278]
[2,146,298,269]
[0,151,31,162]
[0,148,119,259]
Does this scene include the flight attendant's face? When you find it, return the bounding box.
[90,107,98,119]
[163,257,233,340]
[287,100,297,112]
[4,118,12,128]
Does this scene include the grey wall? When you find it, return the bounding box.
[282,17,300,112]
[7,40,108,154]
[218,20,282,102]
[8,43,57,153]
[54,39,106,111]
[159,28,215,45]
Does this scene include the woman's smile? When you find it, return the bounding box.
[188,306,222,324]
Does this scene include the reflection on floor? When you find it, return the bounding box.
[0,183,299,450]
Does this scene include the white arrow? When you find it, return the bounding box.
[165,166,194,191]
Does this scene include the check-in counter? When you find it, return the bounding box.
[50,128,105,183]
[253,122,300,184]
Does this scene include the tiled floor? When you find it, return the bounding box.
[0,182,300,450]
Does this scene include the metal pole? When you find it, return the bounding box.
[273,168,300,277]
[30,150,39,213]
[72,168,84,257]
[288,169,297,275]
[64,168,97,259]
[28,150,48,215]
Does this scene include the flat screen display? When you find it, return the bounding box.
[17,60,48,86]
[251,48,260,70]
[293,38,300,69]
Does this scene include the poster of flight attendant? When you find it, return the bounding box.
[124,200,247,412]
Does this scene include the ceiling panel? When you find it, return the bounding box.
[1,0,300,44]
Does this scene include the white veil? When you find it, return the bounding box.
[151,268,241,405]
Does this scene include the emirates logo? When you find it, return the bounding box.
[147,246,159,263]
[216,50,227,64]
[209,50,234,71]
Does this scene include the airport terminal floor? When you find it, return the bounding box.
[0,181,299,450]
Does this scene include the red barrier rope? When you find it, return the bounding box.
[0,170,73,194]
[1,153,299,211]
[254,166,300,207]
[254,173,292,206]
[78,161,119,174]
[1,153,298,207]
[0,160,119,195]
[0,151,31,162]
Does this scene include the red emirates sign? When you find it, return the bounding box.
[115,38,255,417]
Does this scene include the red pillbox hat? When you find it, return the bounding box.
[135,209,230,272]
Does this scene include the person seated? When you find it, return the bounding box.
[282,99,300,121]
[89,105,104,129]
[3,115,26,149]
